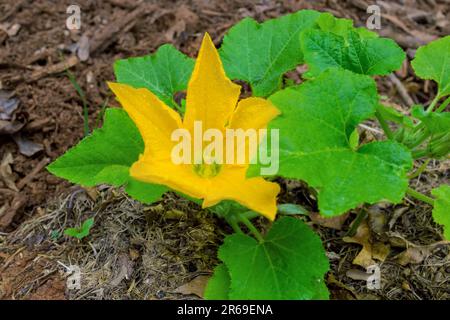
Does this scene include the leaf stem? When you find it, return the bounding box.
[239,215,264,243]
[425,94,441,113]
[375,111,394,140]
[171,99,184,114]
[408,159,431,179]
[66,69,90,136]
[406,187,434,205]
[412,148,429,159]
[345,209,367,237]
[409,128,431,149]
[226,216,244,234]
[436,96,450,113]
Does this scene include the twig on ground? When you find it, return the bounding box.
[16,158,50,190]
[388,74,415,107]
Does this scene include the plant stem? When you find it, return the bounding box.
[239,215,264,243]
[171,99,184,114]
[408,159,431,179]
[436,96,450,113]
[226,216,244,234]
[66,70,90,136]
[375,111,394,140]
[95,97,109,128]
[241,210,260,220]
[406,187,434,205]
[345,209,367,237]
[409,129,431,149]
[412,148,429,159]
[425,94,441,113]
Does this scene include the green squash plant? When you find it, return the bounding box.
[48,10,450,299]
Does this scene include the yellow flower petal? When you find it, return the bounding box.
[130,157,207,199]
[183,33,241,132]
[229,97,280,131]
[227,97,281,165]
[203,166,280,221]
[108,82,182,160]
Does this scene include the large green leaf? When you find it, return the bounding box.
[218,216,329,300]
[204,264,230,300]
[259,69,412,216]
[219,10,321,97]
[47,108,167,203]
[316,12,378,39]
[432,185,450,240]
[114,44,194,108]
[412,36,450,98]
[301,29,405,77]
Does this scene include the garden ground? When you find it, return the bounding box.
[0,0,449,299]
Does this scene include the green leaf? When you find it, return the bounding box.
[377,104,414,128]
[124,178,167,204]
[412,36,450,98]
[301,29,405,77]
[349,129,360,151]
[219,10,321,97]
[412,105,450,135]
[47,108,167,202]
[316,12,354,37]
[114,44,194,108]
[431,185,450,240]
[277,203,309,215]
[316,12,377,40]
[263,69,413,216]
[64,217,94,240]
[204,264,230,300]
[218,216,329,300]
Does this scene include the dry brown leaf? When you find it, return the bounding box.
[110,254,134,287]
[174,275,210,298]
[310,212,349,230]
[0,152,18,191]
[165,5,198,42]
[82,187,98,201]
[372,242,390,262]
[327,274,357,300]
[0,119,24,135]
[343,221,375,268]
[12,133,43,157]
[0,90,19,120]
[343,219,391,267]
[396,241,450,266]
[367,206,386,235]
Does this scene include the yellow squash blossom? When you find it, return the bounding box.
[108,33,280,220]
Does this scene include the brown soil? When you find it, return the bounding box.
[0,0,449,300]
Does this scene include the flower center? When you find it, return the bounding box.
[193,162,222,178]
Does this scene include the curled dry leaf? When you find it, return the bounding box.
[0,120,24,135]
[0,90,19,120]
[110,254,134,287]
[174,275,210,298]
[343,220,390,268]
[310,212,349,230]
[396,241,450,266]
[367,206,386,235]
[12,133,43,157]
[0,152,18,191]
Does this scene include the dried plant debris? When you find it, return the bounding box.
[2,190,221,299]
